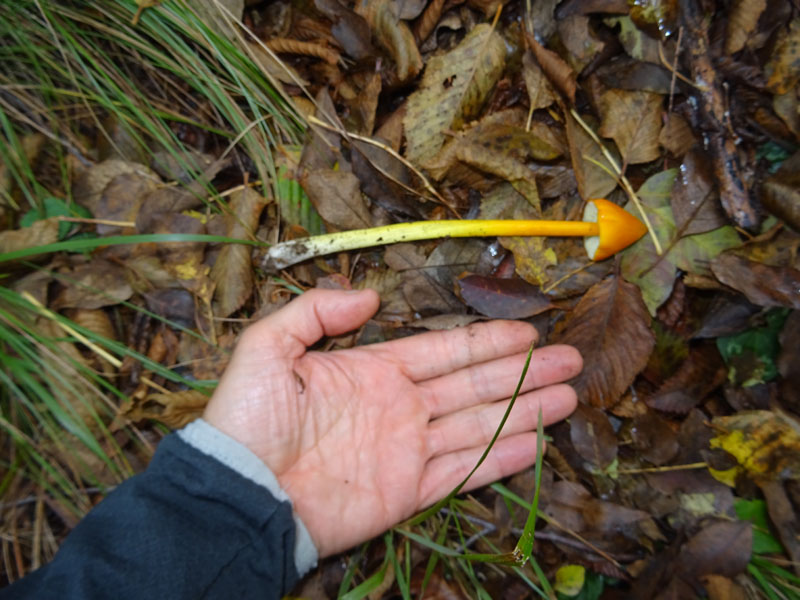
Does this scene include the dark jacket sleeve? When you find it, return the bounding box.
[1,420,318,600]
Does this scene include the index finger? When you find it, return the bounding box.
[370,320,538,382]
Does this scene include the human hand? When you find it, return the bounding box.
[203,289,582,557]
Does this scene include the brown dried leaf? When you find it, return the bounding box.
[760,480,800,569]
[95,172,158,235]
[73,159,159,215]
[630,412,679,465]
[53,258,134,310]
[676,521,752,582]
[0,218,59,256]
[569,404,617,468]
[555,276,655,407]
[671,149,727,235]
[711,253,800,309]
[457,274,555,319]
[315,0,375,60]
[210,188,266,318]
[522,50,557,111]
[384,243,463,314]
[123,389,210,429]
[564,112,619,200]
[302,169,372,230]
[725,0,767,54]
[779,311,800,413]
[351,139,421,218]
[659,114,697,157]
[766,19,800,94]
[599,89,663,165]
[702,575,748,600]
[404,23,506,165]
[525,31,577,103]
[558,15,606,74]
[647,343,725,414]
[355,0,422,83]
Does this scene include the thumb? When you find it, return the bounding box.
[246,288,380,357]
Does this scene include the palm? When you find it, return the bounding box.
[204,289,581,556]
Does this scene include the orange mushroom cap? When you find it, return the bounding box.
[582,198,648,260]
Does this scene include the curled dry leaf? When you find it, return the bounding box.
[524,30,577,103]
[725,0,767,54]
[457,274,555,319]
[355,0,422,84]
[210,188,266,318]
[123,389,210,429]
[555,275,655,408]
[404,23,506,165]
[711,253,800,309]
[314,0,375,61]
[569,403,618,469]
[598,89,663,165]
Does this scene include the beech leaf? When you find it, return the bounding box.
[356,0,422,83]
[210,188,266,318]
[404,23,506,165]
[599,89,663,165]
[564,112,619,200]
[555,276,655,407]
[725,0,767,54]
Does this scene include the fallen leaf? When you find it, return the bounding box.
[356,0,422,83]
[314,0,375,60]
[564,111,619,200]
[558,16,606,74]
[123,389,210,429]
[676,521,752,582]
[765,19,800,94]
[570,403,618,468]
[725,0,767,54]
[525,30,577,103]
[479,184,557,285]
[95,172,158,235]
[630,412,679,465]
[53,258,134,310]
[599,89,663,165]
[621,170,678,315]
[711,253,800,309]
[760,480,800,570]
[659,114,697,157]
[607,15,661,64]
[301,169,372,230]
[522,50,557,111]
[0,217,60,257]
[555,276,655,407]
[596,56,675,93]
[671,150,727,235]
[384,243,463,314]
[144,288,196,328]
[647,343,725,414]
[210,188,266,318]
[710,410,800,482]
[457,274,555,319]
[404,23,506,165]
[779,310,800,413]
[702,574,748,600]
[351,139,422,218]
[72,159,159,215]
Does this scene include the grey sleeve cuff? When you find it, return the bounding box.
[177,419,318,577]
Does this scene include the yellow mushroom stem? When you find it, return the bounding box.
[264,219,599,271]
[263,198,647,271]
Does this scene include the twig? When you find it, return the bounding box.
[56,216,135,228]
[569,109,663,255]
[617,462,707,475]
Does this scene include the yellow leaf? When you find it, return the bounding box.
[404,23,506,165]
[766,19,800,94]
[555,565,585,597]
[710,410,800,483]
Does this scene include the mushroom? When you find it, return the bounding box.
[263,198,647,271]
